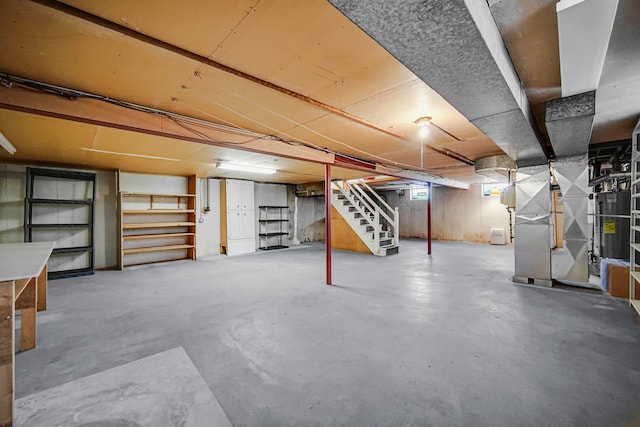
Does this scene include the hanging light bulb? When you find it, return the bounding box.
[415,116,432,138]
[414,116,432,127]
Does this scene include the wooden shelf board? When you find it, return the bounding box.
[123,257,191,268]
[122,222,195,229]
[123,244,194,254]
[123,232,194,240]
[123,209,195,214]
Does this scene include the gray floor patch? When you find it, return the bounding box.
[15,347,232,427]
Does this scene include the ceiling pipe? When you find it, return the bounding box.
[30,0,405,141]
[589,171,630,186]
[28,0,474,168]
[428,146,475,166]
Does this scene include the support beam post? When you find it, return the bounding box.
[428,182,432,255]
[325,164,332,285]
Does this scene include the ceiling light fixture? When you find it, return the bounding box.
[415,116,432,138]
[414,116,432,127]
[216,162,276,174]
[0,131,16,155]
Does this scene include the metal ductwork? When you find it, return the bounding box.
[327,0,547,166]
[513,164,552,285]
[545,92,596,283]
[552,154,590,282]
[475,154,516,181]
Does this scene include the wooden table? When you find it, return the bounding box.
[0,242,54,427]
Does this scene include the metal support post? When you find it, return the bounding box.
[325,164,332,285]
[428,182,432,255]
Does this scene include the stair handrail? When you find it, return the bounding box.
[359,180,395,214]
[331,182,375,229]
[330,181,387,255]
[350,183,393,225]
[345,181,378,218]
[357,180,399,245]
[373,209,380,249]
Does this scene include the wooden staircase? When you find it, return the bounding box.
[331,181,399,256]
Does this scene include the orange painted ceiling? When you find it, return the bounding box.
[3,1,634,185]
[0,0,505,184]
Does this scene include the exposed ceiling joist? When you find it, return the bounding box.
[0,82,334,164]
[29,0,406,141]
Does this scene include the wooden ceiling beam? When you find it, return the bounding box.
[29,0,408,142]
[0,85,334,165]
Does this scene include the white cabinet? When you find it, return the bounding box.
[221,179,256,255]
[227,179,254,211]
[228,210,255,240]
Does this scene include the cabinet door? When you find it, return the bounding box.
[228,211,243,239]
[227,210,254,240]
[239,210,255,239]
[240,180,254,210]
[226,180,243,210]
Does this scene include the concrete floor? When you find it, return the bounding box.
[15,239,640,426]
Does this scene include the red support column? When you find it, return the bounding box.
[325,164,332,285]
[427,182,432,255]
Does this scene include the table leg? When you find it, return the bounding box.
[15,278,37,352]
[36,263,47,312]
[0,280,15,427]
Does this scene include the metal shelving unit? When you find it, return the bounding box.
[24,168,96,279]
[629,120,640,316]
[258,205,289,250]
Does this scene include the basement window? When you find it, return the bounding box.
[482,182,508,197]
[410,187,429,200]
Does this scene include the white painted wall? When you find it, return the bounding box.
[0,163,118,268]
[95,171,118,268]
[119,172,187,194]
[195,178,221,257]
[0,163,25,244]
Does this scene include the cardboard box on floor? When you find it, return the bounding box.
[607,264,640,299]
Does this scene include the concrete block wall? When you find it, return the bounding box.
[295,196,326,243]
